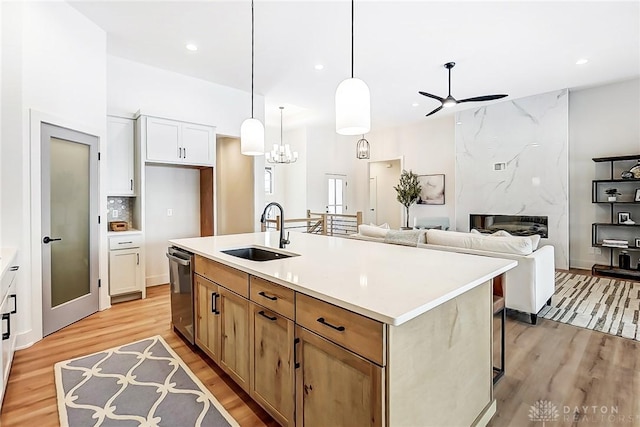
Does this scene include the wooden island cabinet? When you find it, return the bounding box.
[191,251,501,427]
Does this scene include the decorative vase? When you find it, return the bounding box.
[608,196,617,202]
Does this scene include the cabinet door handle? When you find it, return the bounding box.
[258,291,277,301]
[118,241,133,245]
[136,253,140,265]
[2,313,9,340]
[294,337,300,369]
[10,294,17,314]
[317,317,345,332]
[211,292,219,314]
[258,310,277,321]
[9,266,18,272]
[178,147,182,158]
[183,148,187,158]
[130,179,133,191]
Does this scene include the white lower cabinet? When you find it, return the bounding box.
[1,264,19,407]
[109,235,144,297]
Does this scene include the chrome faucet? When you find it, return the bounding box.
[260,202,290,249]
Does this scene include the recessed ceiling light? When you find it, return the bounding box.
[412,102,419,107]
[186,43,198,52]
[314,64,324,70]
[456,121,462,125]
[576,58,588,65]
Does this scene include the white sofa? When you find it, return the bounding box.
[351,226,556,324]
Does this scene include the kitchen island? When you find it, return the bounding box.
[170,232,516,427]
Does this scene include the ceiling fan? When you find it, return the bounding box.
[419,62,508,117]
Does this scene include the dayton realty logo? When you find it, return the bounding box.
[529,400,560,426]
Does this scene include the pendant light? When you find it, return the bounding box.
[335,0,370,136]
[266,107,298,164]
[240,0,264,156]
[356,134,370,159]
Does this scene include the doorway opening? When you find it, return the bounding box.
[368,160,402,229]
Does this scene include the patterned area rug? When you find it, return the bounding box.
[540,272,640,341]
[54,335,238,427]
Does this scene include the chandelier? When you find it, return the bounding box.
[266,107,298,164]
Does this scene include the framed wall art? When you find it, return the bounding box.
[417,174,445,205]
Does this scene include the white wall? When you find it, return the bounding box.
[107,56,264,138]
[1,1,107,346]
[144,165,201,285]
[306,125,356,214]
[351,116,456,227]
[569,78,640,269]
[455,90,569,269]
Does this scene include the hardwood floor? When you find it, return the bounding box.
[3,276,639,427]
[0,285,278,427]
[490,314,640,427]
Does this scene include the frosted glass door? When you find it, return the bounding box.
[42,124,99,336]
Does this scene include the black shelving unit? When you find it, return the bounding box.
[592,155,640,279]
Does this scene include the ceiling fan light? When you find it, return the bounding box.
[336,77,371,135]
[442,98,457,108]
[240,118,265,156]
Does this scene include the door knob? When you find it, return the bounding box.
[43,236,62,244]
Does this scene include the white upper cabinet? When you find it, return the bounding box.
[182,122,215,164]
[107,116,135,196]
[143,115,216,166]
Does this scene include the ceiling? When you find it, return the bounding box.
[69,0,640,130]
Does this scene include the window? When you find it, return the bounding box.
[265,167,274,195]
[326,174,347,214]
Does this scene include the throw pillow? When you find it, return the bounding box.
[491,230,512,237]
[383,230,426,246]
[470,229,481,235]
[369,222,390,229]
[529,234,541,250]
[358,224,390,239]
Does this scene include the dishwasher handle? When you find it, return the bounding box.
[166,252,191,266]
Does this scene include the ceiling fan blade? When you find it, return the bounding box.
[457,94,508,103]
[418,91,444,103]
[425,106,443,117]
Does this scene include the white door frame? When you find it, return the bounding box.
[25,110,109,347]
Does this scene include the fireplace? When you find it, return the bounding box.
[469,214,548,238]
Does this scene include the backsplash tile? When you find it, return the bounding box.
[107,197,134,227]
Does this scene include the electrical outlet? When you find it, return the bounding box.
[595,247,602,255]
[167,209,173,217]
[113,210,119,218]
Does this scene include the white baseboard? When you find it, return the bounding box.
[16,329,36,350]
[569,259,596,270]
[146,274,169,287]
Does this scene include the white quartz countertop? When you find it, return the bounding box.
[170,232,516,326]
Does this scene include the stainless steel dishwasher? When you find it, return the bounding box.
[166,246,194,344]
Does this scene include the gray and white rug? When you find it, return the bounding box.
[540,272,640,341]
[54,335,239,427]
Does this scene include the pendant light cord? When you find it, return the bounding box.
[351,0,354,79]
[251,0,255,118]
[280,107,284,146]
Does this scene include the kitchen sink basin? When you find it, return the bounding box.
[221,246,298,262]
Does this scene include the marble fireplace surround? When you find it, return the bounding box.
[455,89,568,269]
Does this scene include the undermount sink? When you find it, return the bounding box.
[221,246,298,262]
